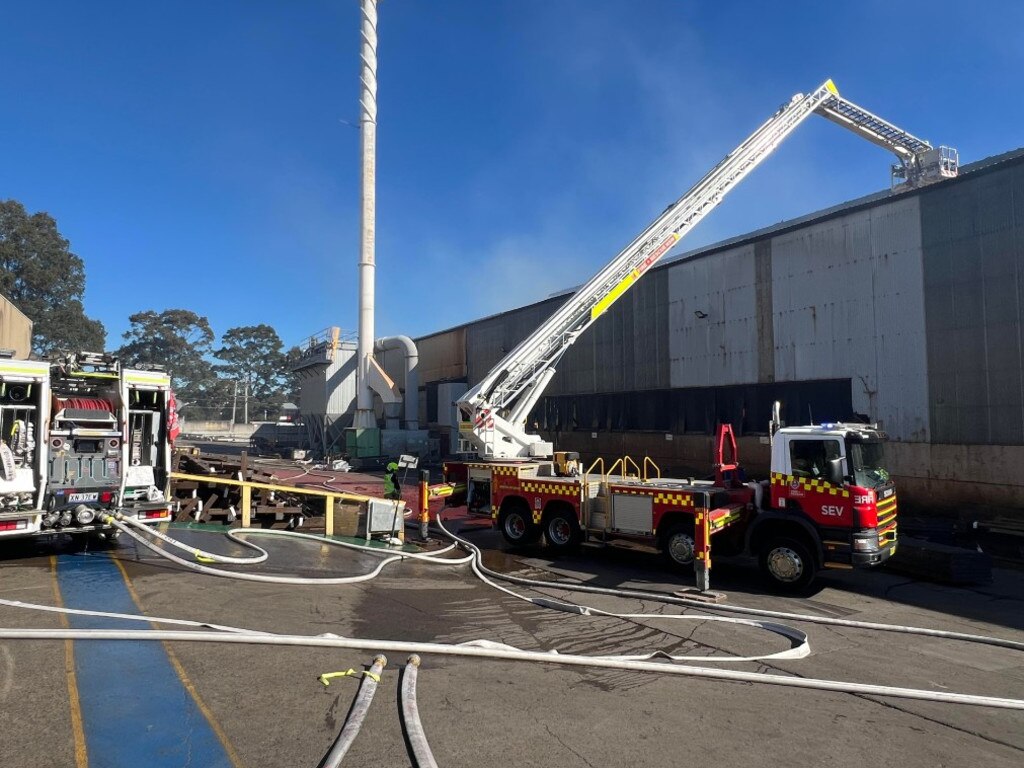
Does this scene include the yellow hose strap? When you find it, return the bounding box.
[318,669,381,686]
[195,554,217,563]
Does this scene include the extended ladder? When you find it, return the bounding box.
[459,79,957,460]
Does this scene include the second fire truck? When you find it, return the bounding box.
[0,351,175,545]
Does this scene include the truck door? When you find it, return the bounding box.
[783,437,852,526]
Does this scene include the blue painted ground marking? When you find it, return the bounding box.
[57,553,234,768]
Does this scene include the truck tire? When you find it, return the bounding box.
[661,523,696,570]
[499,502,539,547]
[758,536,816,592]
[544,507,581,552]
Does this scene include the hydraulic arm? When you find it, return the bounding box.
[458,79,957,460]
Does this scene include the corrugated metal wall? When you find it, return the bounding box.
[663,193,928,441]
[767,195,928,441]
[298,342,358,418]
[407,150,1024,509]
[417,328,467,382]
[466,296,568,386]
[0,295,32,358]
[669,244,758,387]
[552,267,671,395]
[448,197,930,441]
[421,155,1024,447]
[921,154,1024,444]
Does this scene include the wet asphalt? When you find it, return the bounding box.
[1,524,1023,768]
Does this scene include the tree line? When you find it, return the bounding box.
[1,199,299,422]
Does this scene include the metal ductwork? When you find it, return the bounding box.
[374,336,419,430]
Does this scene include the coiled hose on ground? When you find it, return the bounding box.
[0,511,1022,713]
[431,513,1024,654]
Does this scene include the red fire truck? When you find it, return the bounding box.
[445,413,898,591]
[443,80,950,590]
[0,351,174,544]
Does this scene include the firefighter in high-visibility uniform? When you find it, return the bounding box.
[384,461,401,500]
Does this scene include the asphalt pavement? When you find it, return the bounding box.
[1,523,1022,768]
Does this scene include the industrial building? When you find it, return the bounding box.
[370,147,1024,514]
[0,294,32,359]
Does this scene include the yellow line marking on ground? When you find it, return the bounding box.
[49,556,89,768]
[111,557,246,768]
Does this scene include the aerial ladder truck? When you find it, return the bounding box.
[443,79,956,590]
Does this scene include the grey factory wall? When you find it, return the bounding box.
[920,153,1024,445]
[766,194,929,441]
[415,150,1024,513]
[453,187,932,442]
[462,268,671,396]
[465,295,569,386]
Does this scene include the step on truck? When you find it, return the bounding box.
[444,407,898,591]
[0,351,174,544]
[441,79,952,589]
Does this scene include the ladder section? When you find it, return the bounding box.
[817,97,930,158]
[816,95,958,187]
[457,78,958,461]
[465,80,840,423]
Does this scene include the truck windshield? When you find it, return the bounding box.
[848,441,889,489]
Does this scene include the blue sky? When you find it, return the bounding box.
[2,1,1021,351]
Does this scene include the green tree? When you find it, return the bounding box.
[118,310,228,419]
[0,199,105,356]
[215,325,288,420]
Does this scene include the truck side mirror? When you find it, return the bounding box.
[826,457,845,487]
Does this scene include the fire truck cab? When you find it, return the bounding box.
[760,423,898,573]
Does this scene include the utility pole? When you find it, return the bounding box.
[243,375,250,425]
[230,380,238,432]
[353,0,378,430]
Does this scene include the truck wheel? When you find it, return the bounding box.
[544,508,581,552]
[499,504,539,547]
[758,536,816,592]
[661,524,696,569]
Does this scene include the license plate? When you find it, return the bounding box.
[68,492,98,503]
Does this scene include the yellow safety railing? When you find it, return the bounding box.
[583,454,660,483]
[623,455,641,479]
[171,472,375,537]
[643,456,661,482]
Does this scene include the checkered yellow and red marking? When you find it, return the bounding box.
[770,472,851,498]
[607,485,695,508]
[490,465,520,477]
[519,481,579,497]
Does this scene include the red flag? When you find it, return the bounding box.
[167,390,181,443]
